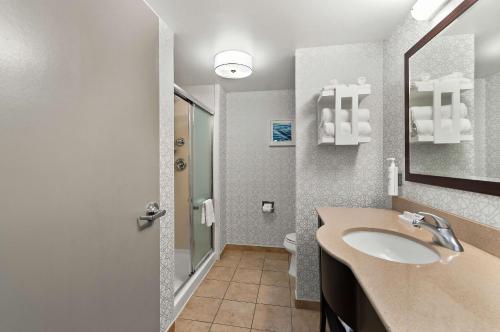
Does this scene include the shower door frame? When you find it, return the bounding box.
[174,85,214,291]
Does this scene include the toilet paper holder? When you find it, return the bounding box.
[262,201,275,213]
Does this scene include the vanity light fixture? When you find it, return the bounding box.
[411,0,449,21]
[214,50,253,79]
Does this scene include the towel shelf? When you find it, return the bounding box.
[410,74,473,144]
[316,82,372,146]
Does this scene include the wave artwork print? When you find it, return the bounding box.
[272,123,292,142]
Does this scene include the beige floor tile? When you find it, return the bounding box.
[252,304,292,332]
[232,268,262,284]
[195,279,230,299]
[222,250,244,259]
[257,285,291,307]
[179,296,221,322]
[263,259,289,272]
[207,266,236,281]
[242,251,266,259]
[260,271,290,287]
[292,308,320,332]
[225,282,259,303]
[175,319,211,332]
[238,257,264,270]
[215,255,241,268]
[265,252,289,261]
[210,323,251,332]
[214,300,256,328]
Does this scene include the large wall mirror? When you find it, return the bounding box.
[405,0,500,196]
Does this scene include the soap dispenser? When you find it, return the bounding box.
[387,158,398,196]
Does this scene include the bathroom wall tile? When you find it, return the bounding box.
[383,14,500,229]
[225,90,296,247]
[295,42,385,300]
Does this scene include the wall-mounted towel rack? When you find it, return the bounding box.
[410,73,473,144]
[316,82,372,146]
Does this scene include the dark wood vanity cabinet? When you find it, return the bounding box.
[319,217,387,332]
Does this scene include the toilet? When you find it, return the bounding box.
[283,233,297,278]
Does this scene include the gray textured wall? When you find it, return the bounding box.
[225,90,296,247]
[383,15,500,229]
[295,43,385,300]
[485,71,500,179]
[159,20,175,332]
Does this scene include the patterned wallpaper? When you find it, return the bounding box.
[485,71,500,179]
[295,43,385,300]
[217,85,228,248]
[159,20,175,332]
[383,14,500,229]
[225,90,296,247]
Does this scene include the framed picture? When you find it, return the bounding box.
[269,120,295,146]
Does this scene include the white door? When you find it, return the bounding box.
[0,0,163,331]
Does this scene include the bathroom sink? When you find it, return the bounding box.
[342,229,439,264]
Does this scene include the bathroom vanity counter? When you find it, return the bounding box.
[316,207,500,332]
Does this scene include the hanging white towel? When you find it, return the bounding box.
[202,199,215,227]
[321,108,333,123]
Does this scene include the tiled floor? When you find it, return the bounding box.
[177,247,321,332]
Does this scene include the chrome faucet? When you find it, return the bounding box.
[412,212,464,252]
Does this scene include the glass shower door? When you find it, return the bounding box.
[190,105,213,270]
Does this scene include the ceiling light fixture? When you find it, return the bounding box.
[214,50,253,79]
[411,0,449,21]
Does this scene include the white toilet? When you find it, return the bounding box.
[283,233,297,278]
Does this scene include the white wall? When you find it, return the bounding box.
[225,90,296,247]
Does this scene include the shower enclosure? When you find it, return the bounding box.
[174,86,214,294]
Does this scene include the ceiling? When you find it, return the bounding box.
[147,0,415,92]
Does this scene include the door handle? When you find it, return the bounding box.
[138,202,166,223]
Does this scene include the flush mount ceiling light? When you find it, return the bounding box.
[411,0,449,21]
[214,50,253,79]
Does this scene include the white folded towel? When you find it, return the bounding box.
[335,109,350,122]
[201,199,215,227]
[410,104,468,121]
[323,122,335,137]
[358,122,372,136]
[334,109,370,122]
[338,122,372,136]
[413,119,472,136]
[321,108,333,123]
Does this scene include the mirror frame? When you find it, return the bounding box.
[404,0,500,197]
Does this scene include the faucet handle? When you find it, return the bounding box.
[417,212,450,229]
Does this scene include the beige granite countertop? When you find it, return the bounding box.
[316,207,500,332]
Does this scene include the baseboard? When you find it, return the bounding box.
[223,243,288,253]
[295,298,320,311]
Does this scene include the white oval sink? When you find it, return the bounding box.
[343,229,439,265]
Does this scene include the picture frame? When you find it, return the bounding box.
[269,119,295,146]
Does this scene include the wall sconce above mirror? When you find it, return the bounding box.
[405,0,500,196]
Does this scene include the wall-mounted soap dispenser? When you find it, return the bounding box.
[387,158,398,196]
